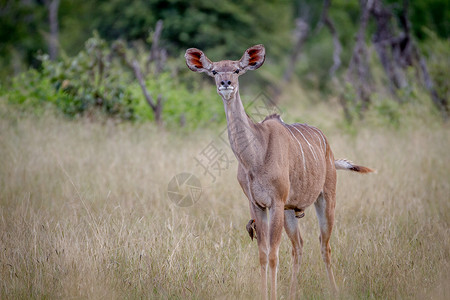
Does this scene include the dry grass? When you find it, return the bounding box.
[0,107,449,299]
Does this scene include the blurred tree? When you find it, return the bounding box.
[345,0,373,119]
[1,0,449,125]
[319,0,342,77]
[392,0,449,40]
[44,0,60,61]
[0,0,46,75]
[1,0,448,80]
[91,0,293,60]
[57,0,97,55]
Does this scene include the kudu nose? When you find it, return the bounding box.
[220,80,232,88]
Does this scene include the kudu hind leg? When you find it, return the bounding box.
[314,192,338,293]
[284,210,303,300]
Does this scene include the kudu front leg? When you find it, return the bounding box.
[268,204,285,300]
[252,203,269,300]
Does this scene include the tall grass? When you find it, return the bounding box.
[0,105,449,299]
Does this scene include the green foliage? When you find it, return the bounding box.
[422,29,450,104]
[130,74,224,128]
[93,0,292,60]
[296,31,335,90]
[0,69,68,115]
[294,0,361,91]
[1,0,448,77]
[0,0,46,77]
[0,0,293,78]
[341,82,363,121]
[1,0,449,129]
[38,35,135,119]
[405,0,450,40]
[1,34,224,129]
[372,96,401,128]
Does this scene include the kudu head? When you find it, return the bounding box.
[185,45,265,101]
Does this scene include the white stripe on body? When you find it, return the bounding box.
[284,124,306,174]
[290,125,319,163]
[298,124,325,157]
[309,126,327,154]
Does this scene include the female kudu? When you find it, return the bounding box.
[185,44,373,300]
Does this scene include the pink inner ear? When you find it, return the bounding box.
[249,55,261,66]
[188,52,203,68]
[248,49,260,56]
[247,49,262,65]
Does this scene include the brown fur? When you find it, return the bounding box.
[185,44,373,300]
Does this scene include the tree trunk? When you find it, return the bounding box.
[371,0,408,97]
[370,0,448,119]
[146,20,165,76]
[412,43,449,120]
[346,0,374,119]
[112,21,167,126]
[320,0,342,77]
[283,18,309,83]
[400,0,448,120]
[46,0,60,61]
[131,60,163,126]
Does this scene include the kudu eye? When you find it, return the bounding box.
[212,70,217,75]
[234,69,240,74]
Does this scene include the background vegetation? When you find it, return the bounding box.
[1,0,449,127]
[0,0,449,299]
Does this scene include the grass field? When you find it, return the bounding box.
[1,103,449,299]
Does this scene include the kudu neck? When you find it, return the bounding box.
[222,91,263,169]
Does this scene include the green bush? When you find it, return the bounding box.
[0,69,70,115]
[423,29,450,106]
[1,34,225,129]
[129,73,225,128]
[38,35,136,120]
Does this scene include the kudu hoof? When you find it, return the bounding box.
[246,219,257,241]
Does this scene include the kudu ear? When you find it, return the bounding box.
[239,44,265,72]
[185,48,214,76]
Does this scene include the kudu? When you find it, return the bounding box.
[185,44,373,300]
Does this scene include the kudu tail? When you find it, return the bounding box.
[335,159,375,174]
